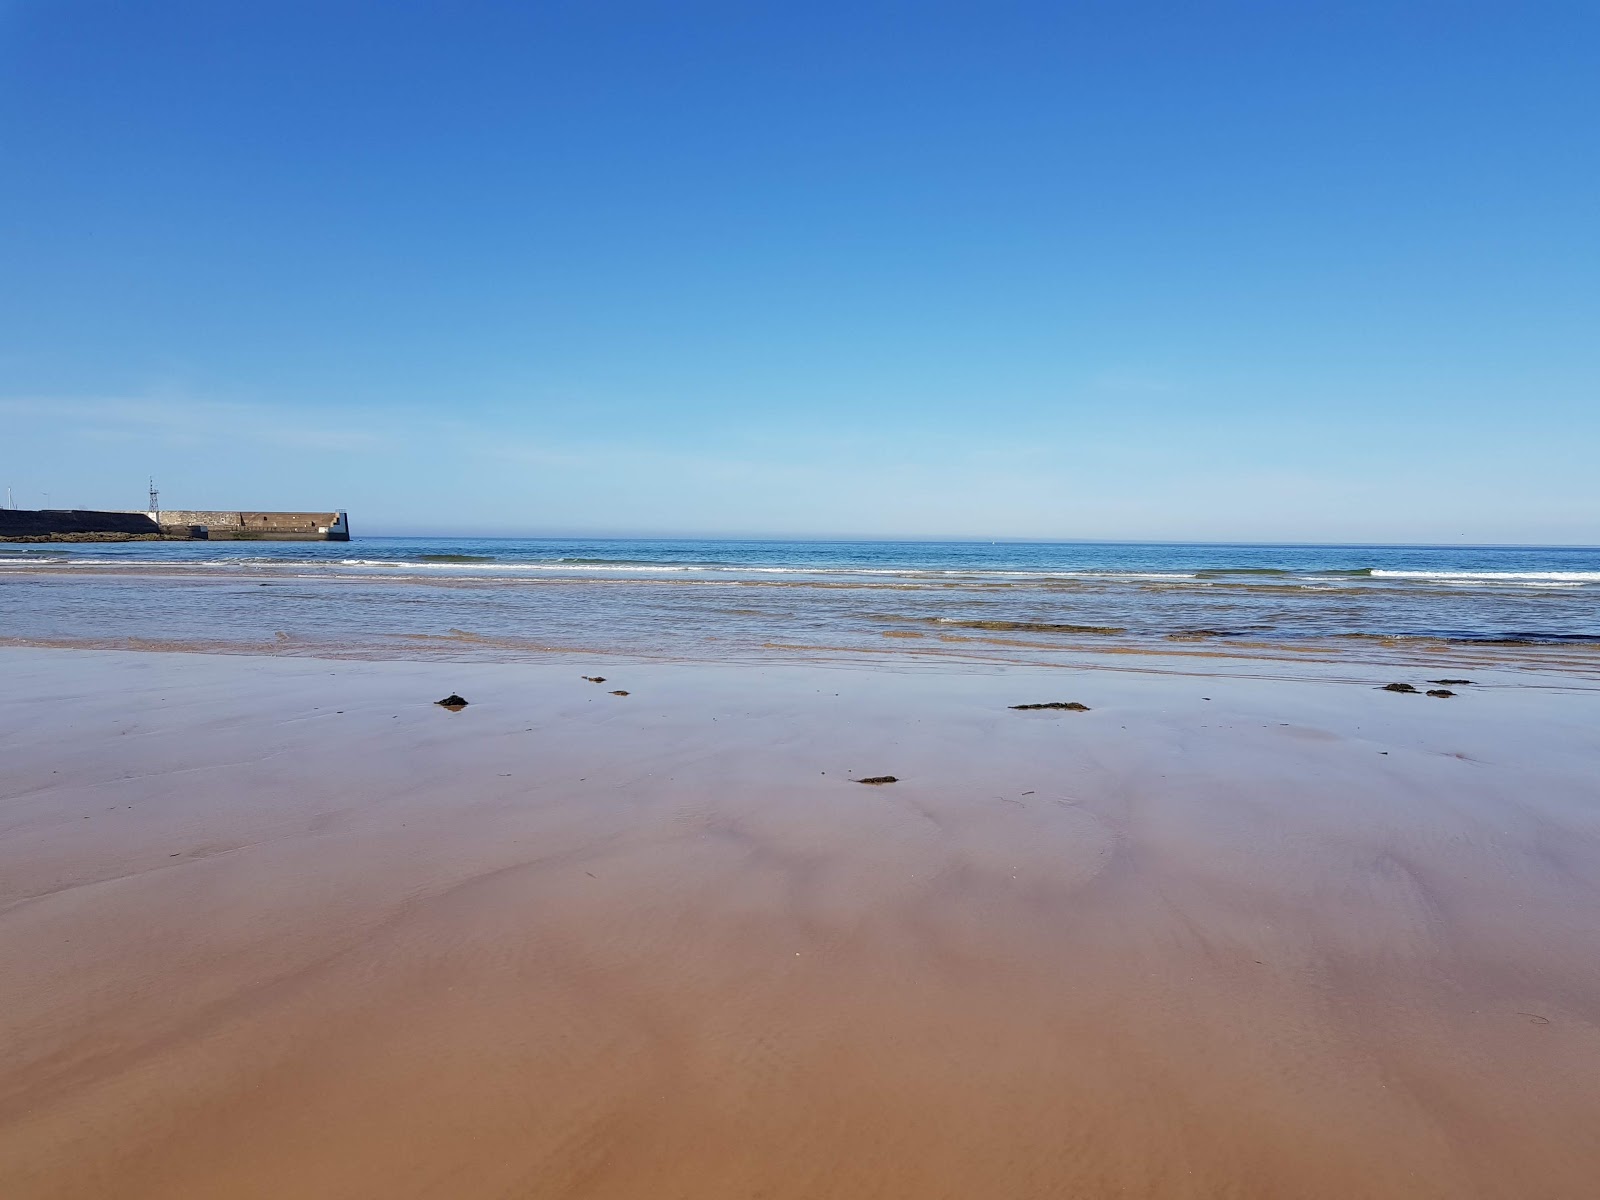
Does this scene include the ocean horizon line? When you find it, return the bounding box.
[350,532,1600,551]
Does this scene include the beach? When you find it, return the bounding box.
[11,0,1599,1190]
[4,643,1600,1198]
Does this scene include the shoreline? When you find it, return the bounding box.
[4,627,1599,683]
[4,644,1600,1197]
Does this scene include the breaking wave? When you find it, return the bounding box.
[1370,570,1600,582]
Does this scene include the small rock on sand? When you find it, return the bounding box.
[1379,683,1419,694]
[583,676,606,683]
[435,694,469,710]
[1427,689,1456,698]
[610,690,630,696]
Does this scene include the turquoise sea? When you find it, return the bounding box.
[4,538,1598,664]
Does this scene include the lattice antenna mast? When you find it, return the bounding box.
[148,478,159,514]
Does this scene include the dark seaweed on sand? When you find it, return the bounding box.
[1010,701,1090,711]
[943,620,1125,635]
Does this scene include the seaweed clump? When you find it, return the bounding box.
[1378,683,1419,694]
[1010,701,1091,711]
[945,620,1125,635]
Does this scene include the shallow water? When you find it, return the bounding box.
[3,537,1598,664]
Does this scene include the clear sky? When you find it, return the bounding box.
[2,1,1596,542]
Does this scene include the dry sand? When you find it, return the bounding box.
[2,646,1599,1198]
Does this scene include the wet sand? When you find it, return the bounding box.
[2,646,1599,1198]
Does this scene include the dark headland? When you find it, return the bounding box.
[0,507,349,542]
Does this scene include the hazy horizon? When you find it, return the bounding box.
[345,530,1600,549]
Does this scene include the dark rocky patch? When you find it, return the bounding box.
[435,694,469,710]
[1427,689,1456,698]
[1378,683,1419,694]
[853,775,899,785]
[945,620,1125,635]
[609,690,630,696]
[1429,678,1473,686]
[582,676,606,683]
[0,508,181,540]
[1,531,180,543]
[1010,701,1091,711]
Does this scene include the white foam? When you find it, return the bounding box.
[328,560,1202,581]
[1370,570,1600,582]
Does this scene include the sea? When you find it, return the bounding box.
[3,538,1598,669]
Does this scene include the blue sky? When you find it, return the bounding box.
[2,1,1596,541]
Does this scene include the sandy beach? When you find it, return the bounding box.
[1,645,1598,1198]
[9,0,1598,1190]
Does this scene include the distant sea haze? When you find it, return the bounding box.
[4,538,1599,664]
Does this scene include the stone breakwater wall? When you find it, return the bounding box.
[0,509,350,542]
[154,511,349,541]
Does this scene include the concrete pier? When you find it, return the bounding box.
[153,511,350,540]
